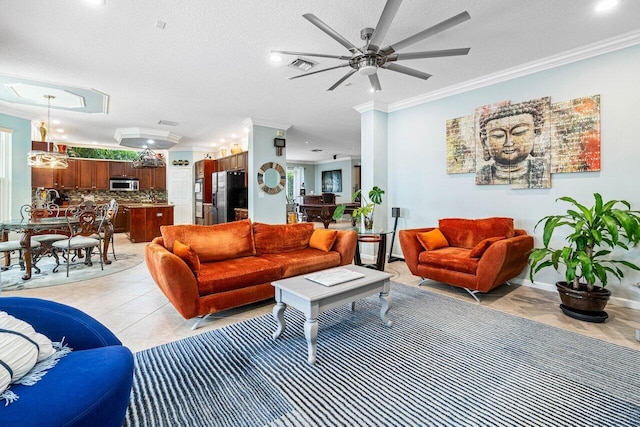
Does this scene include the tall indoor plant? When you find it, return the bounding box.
[333,186,384,230]
[528,193,640,320]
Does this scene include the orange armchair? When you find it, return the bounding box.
[399,217,533,301]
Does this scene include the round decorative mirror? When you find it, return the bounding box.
[257,162,286,194]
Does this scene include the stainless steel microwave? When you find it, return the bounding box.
[109,178,139,192]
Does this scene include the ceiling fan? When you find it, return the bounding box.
[272,0,471,92]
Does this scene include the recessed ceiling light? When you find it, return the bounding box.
[231,134,237,138]
[92,141,98,145]
[212,143,217,147]
[52,120,60,125]
[305,141,309,144]
[243,127,249,133]
[147,139,155,144]
[595,0,618,11]
[60,135,68,139]
[56,128,64,133]
[369,88,375,93]
[220,138,226,142]
[142,145,148,149]
[85,0,106,5]
[270,54,282,62]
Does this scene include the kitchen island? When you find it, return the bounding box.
[122,203,174,243]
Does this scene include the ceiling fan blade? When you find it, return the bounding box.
[303,13,360,54]
[381,63,432,80]
[367,0,403,53]
[380,11,471,55]
[368,73,382,92]
[391,48,471,61]
[271,50,352,60]
[287,63,351,80]
[328,69,357,91]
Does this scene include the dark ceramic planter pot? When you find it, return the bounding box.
[556,281,611,312]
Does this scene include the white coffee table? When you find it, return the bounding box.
[271,264,392,365]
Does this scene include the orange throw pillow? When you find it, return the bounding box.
[416,229,449,251]
[468,236,506,258]
[173,240,201,275]
[309,229,338,252]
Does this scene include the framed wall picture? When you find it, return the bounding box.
[321,169,342,193]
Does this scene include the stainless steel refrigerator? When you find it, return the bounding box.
[212,171,247,224]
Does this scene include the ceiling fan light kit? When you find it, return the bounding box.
[275,0,471,92]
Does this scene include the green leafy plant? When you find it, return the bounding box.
[333,186,384,223]
[67,147,139,160]
[528,193,640,291]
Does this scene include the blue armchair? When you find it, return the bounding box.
[0,297,134,427]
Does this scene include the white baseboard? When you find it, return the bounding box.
[517,278,640,311]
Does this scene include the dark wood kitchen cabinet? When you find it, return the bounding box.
[138,166,166,190]
[113,205,128,233]
[109,161,138,178]
[77,159,109,190]
[125,205,174,243]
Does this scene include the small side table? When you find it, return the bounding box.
[354,230,392,271]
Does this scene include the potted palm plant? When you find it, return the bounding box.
[333,186,384,230]
[528,193,640,321]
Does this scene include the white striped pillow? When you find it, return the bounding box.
[0,311,55,396]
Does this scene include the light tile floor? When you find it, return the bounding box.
[4,233,639,352]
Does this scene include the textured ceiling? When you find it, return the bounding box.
[1,0,639,162]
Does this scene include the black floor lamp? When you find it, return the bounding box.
[388,207,404,263]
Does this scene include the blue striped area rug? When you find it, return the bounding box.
[125,283,640,426]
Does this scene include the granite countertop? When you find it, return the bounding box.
[122,203,174,208]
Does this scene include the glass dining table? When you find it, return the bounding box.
[0,216,113,280]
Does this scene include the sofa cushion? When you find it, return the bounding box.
[416,229,449,251]
[419,247,478,275]
[161,220,255,263]
[173,240,201,275]
[197,257,282,295]
[438,217,514,249]
[309,229,338,252]
[253,222,314,255]
[469,236,506,258]
[260,248,341,278]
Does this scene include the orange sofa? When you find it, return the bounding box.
[398,217,533,301]
[145,220,357,328]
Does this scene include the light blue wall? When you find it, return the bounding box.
[0,113,32,218]
[248,125,287,223]
[385,44,640,303]
[287,162,315,194]
[315,159,353,202]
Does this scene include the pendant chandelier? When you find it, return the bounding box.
[132,147,165,168]
[27,95,69,169]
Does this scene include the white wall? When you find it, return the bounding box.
[386,44,640,304]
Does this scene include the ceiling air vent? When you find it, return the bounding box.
[288,57,316,72]
[158,120,179,126]
[310,149,323,152]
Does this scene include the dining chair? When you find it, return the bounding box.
[22,203,68,268]
[0,234,41,272]
[52,204,105,277]
[90,199,118,261]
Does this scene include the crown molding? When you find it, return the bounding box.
[114,128,181,144]
[0,104,40,120]
[353,100,389,114]
[388,28,640,112]
[243,117,291,130]
[316,156,353,165]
